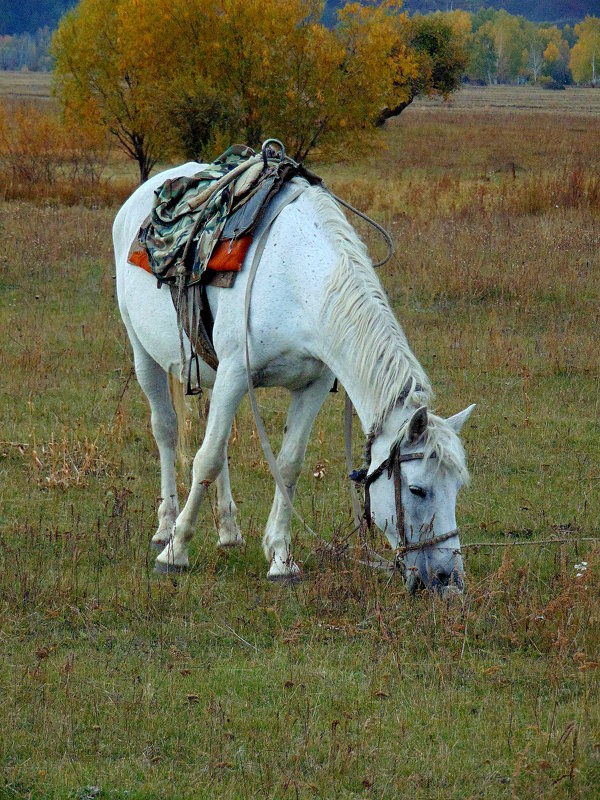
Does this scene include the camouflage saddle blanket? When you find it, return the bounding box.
[128,144,316,287]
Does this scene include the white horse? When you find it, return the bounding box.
[113,162,475,592]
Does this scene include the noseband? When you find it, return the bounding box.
[350,428,460,563]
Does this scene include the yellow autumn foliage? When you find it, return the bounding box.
[53,0,464,179]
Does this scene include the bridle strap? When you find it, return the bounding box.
[345,393,363,531]
[346,380,456,563]
[392,454,404,548]
[353,432,454,560]
[395,528,460,559]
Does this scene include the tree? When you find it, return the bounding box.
[545,39,572,85]
[52,0,467,177]
[52,0,165,181]
[570,16,600,86]
[469,27,498,84]
[375,12,469,125]
[524,24,561,84]
[489,11,527,83]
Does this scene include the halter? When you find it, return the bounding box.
[349,391,460,566]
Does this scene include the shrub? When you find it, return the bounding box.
[0,99,111,203]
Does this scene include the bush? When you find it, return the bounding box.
[0,100,111,203]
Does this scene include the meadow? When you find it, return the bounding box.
[0,85,599,799]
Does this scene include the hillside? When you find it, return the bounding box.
[402,1,600,24]
[0,0,76,35]
[2,0,599,35]
[324,1,599,27]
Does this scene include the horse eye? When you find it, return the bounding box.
[409,485,427,498]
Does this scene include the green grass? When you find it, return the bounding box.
[1,89,600,798]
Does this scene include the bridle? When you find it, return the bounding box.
[349,391,460,567]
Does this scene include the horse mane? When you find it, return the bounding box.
[309,186,469,482]
[311,185,432,428]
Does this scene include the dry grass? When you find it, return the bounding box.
[0,70,52,100]
[415,84,600,115]
[1,85,599,798]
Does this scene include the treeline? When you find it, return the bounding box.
[0,29,53,71]
[380,1,595,27]
[456,8,600,85]
[3,4,600,87]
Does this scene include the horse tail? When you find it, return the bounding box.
[168,369,191,470]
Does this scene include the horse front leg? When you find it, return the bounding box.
[263,371,333,581]
[155,366,246,573]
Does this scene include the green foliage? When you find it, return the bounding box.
[375,11,469,125]
[409,13,470,96]
[466,8,575,85]
[570,15,600,84]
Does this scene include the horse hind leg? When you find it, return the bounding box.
[123,328,180,549]
[215,453,244,548]
[263,370,333,581]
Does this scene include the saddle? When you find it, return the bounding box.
[128,141,322,385]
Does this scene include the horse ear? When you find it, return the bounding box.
[446,404,476,434]
[407,406,428,444]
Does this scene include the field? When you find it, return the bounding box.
[1,85,599,799]
[0,71,52,100]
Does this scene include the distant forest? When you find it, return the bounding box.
[2,0,600,35]
[0,1,76,36]
[2,0,600,79]
[324,2,600,28]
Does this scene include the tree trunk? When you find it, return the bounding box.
[137,157,149,183]
[131,132,155,184]
[374,99,413,128]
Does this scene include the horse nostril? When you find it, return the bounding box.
[434,570,451,588]
[433,569,464,594]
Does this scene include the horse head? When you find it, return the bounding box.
[365,404,475,597]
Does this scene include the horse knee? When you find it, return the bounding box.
[277,451,303,484]
[192,447,225,484]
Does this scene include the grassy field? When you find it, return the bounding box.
[0,71,52,100]
[1,86,599,799]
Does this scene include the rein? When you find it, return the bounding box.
[243,141,452,577]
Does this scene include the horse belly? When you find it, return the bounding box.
[251,353,326,390]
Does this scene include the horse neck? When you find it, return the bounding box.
[296,185,431,433]
[323,345,424,436]
[315,258,431,433]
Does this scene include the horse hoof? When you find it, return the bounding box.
[218,538,245,551]
[267,572,302,585]
[150,539,169,552]
[154,560,188,575]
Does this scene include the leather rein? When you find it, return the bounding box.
[243,141,457,575]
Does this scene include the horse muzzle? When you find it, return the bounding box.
[405,564,465,597]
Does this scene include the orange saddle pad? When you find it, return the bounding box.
[129,236,252,276]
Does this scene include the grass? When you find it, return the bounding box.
[0,71,52,100]
[1,86,600,798]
